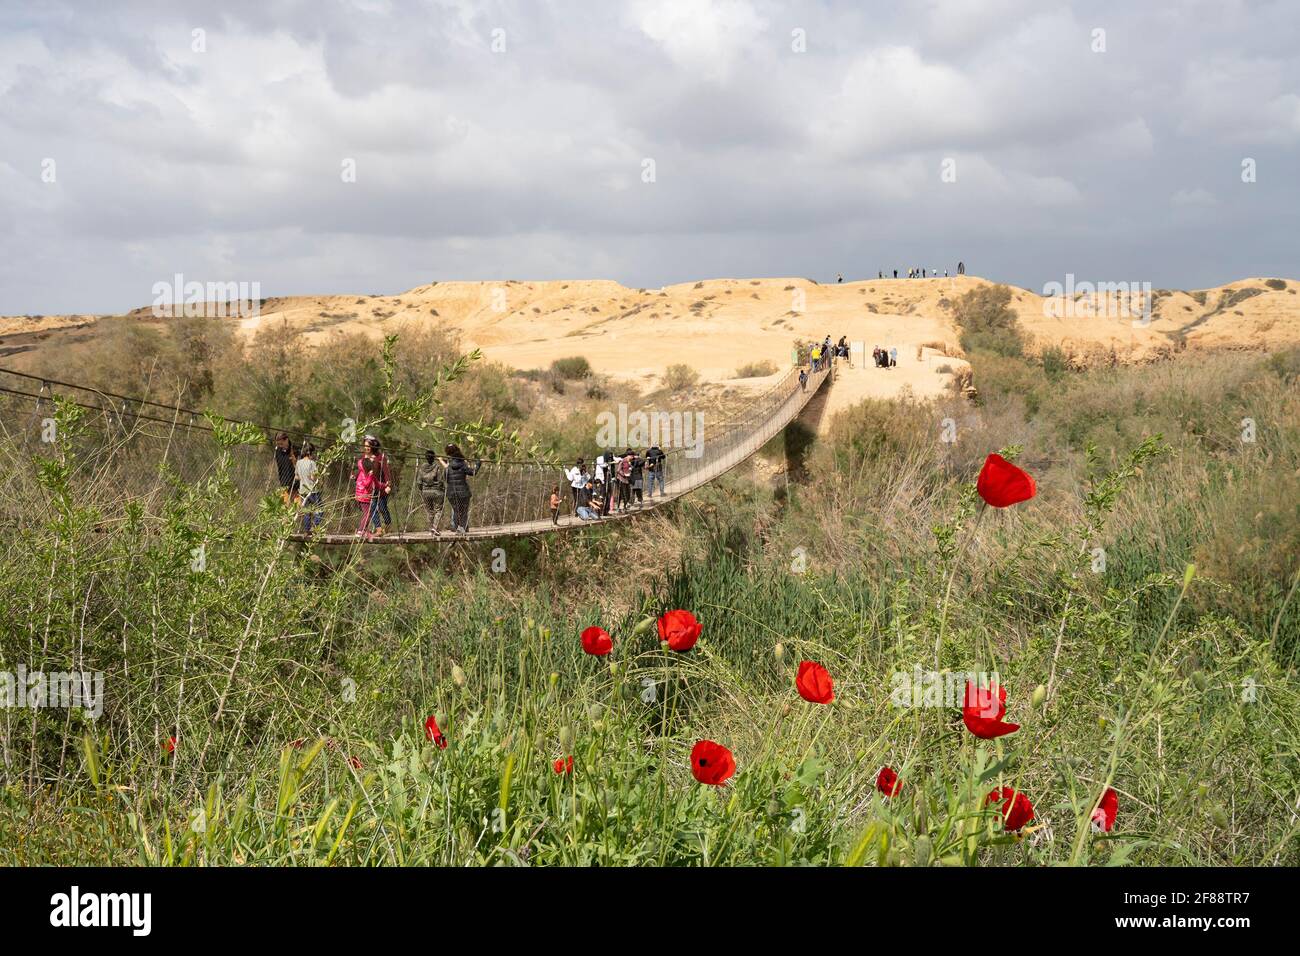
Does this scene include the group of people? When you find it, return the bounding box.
[872,346,899,368]
[553,446,667,523]
[875,261,965,279]
[806,335,850,374]
[274,432,484,537]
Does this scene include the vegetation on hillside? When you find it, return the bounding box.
[0,327,1296,866]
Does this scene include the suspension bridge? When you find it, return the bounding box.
[0,361,833,544]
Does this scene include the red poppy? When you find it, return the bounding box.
[876,766,902,797]
[163,736,177,754]
[348,755,363,770]
[690,740,735,785]
[553,756,574,775]
[580,625,613,656]
[795,660,834,704]
[658,610,702,652]
[1091,787,1118,833]
[962,681,1020,739]
[976,453,1037,508]
[424,714,448,749]
[985,787,1035,832]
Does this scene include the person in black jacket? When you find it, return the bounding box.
[273,432,298,504]
[443,443,482,534]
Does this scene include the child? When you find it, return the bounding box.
[549,484,561,525]
[296,442,323,533]
[355,456,379,539]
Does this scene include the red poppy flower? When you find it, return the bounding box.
[163,736,177,754]
[1091,787,1118,833]
[690,739,735,785]
[580,625,613,656]
[976,453,1037,508]
[876,766,902,797]
[424,714,448,749]
[348,755,363,770]
[795,660,834,704]
[658,610,702,652]
[553,756,574,775]
[962,681,1020,739]
[985,787,1035,832]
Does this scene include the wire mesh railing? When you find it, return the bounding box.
[0,358,833,542]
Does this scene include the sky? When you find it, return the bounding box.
[1,0,1297,315]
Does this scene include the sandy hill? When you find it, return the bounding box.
[2,275,1297,430]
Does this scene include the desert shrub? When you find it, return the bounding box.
[664,363,699,391]
[1040,345,1070,380]
[952,285,1024,357]
[550,356,592,379]
[1265,278,1287,291]
[734,360,778,378]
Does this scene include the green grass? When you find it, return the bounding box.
[0,344,1296,866]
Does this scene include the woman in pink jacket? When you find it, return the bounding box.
[355,456,380,539]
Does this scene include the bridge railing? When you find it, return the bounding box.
[0,357,832,539]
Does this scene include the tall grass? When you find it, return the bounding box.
[0,345,1296,866]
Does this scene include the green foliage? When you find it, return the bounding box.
[663,363,699,391]
[550,356,592,380]
[953,284,1025,357]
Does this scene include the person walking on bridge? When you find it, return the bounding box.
[415,449,447,535]
[645,444,666,497]
[444,443,482,534]
[565,458,587,510]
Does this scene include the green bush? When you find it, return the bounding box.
[550,356,592,379]
[953,284,1024,358]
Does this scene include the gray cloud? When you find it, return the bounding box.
[1,0,1296,315]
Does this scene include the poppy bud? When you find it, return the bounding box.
[774,642,785,662]
[559,725,574,752]
[526,617,535,631]
[632,616,656,636]
[660,639,671,651]
[1183,563,1196,587]
[451,665,467,688]
[1031,684,1047,708]
[549,672,559,687]
[1097,716,1108,730]
[587,703,604,722]
[541,627,551,640]
[911,835,932,868]
[609,662,619,676]
[1191,671,1209,691]
[1209,805,1229,828]
[1197,781,1209,798]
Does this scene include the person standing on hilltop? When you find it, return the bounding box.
[837,273,843,283]
[890,346,898,367]
[958,261,965,275]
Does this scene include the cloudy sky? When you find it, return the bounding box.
[1,0,1297,315]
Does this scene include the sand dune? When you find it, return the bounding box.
[3,275,1296,430]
